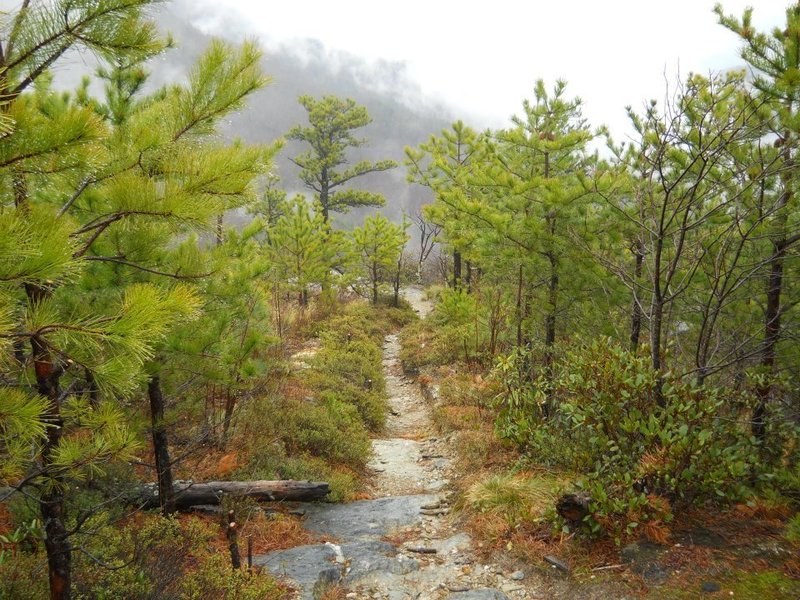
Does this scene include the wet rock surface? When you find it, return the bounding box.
[620,540,669,584]
[446,590,510,600]
[299,495,439,539]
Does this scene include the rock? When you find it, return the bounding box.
[254,544,342,600]
[676,526,727,549]
[621,540,669,584]
[543,555,570,574]
[509,570,525,581]
[341,540,419,584]
[701,582,721,593]
[299,495,438,539]
[447,589,511,600]
[500,582,524,593]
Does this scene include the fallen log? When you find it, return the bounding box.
[139,480,330,510]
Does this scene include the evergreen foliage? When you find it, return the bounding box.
[287,94,397,221]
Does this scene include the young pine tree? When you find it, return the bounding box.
[351,214,407,305]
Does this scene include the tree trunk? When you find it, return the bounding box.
[215,214,224,246]
[630,241,644,351]
[650,232,666,406]
[221,388,236,449]
[138,480,330,510]
[148,375,176,515]
[753,132,792,442]
[226,510,241,570]
[392,264,401,308]
[753,240,785,440]
[453,250,462,289]
[515,264,524,349]
[36,369,71,597]
[320,174,330,222]
[27,284,72,600]
[372,261,379,304]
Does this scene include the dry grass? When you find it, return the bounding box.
[434,405,483,431]
[242,513,314,554]
[382,527,418,547]
[318,584,348,600]
[464,472,565,525]
[0,503,12,538]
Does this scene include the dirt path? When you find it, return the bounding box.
[367,332,442,497]
[256,289,536,600]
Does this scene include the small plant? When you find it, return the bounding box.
[465,473,563,527]
[786,513,800,544]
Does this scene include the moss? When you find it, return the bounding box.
[655,571,800,600]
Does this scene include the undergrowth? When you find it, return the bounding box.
[234,300,415,501]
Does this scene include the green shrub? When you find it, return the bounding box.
[274,397,371,468]
[66,514,284,599]
[0,553,48,599]
[494,338,780,539]
[181,552,284,600]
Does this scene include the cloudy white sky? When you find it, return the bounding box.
[186,0,786,137]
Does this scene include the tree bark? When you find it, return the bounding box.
[226,510,241,570]
[27,283,72,600]
[453,250,462,290]
[630,240,644,352]
[754,239,785,440]
[34,353,70,597]
[753,134,792,442]
[148,375,176,515]
[372,261,379,304]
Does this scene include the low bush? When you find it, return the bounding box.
[0,514,288,600]
[493,338,792,541]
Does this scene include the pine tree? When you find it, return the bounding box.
[716,2,800,439]
[0,3,274,594]
[405,120,484,289]
[351,214,407,305]
[267,197,338,306]
[287,95,396,222]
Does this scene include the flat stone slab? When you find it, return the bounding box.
[342,540,420,583]
[370,439,427,484]
[253,543,341,599]
[254,540,420,599]
[446,589,511,600]
[299,494,438,539]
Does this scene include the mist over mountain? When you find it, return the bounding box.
[148,0,455,227]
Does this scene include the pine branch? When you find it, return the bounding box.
[83,256,214,279]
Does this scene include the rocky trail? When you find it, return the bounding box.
[254,289,538,600]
